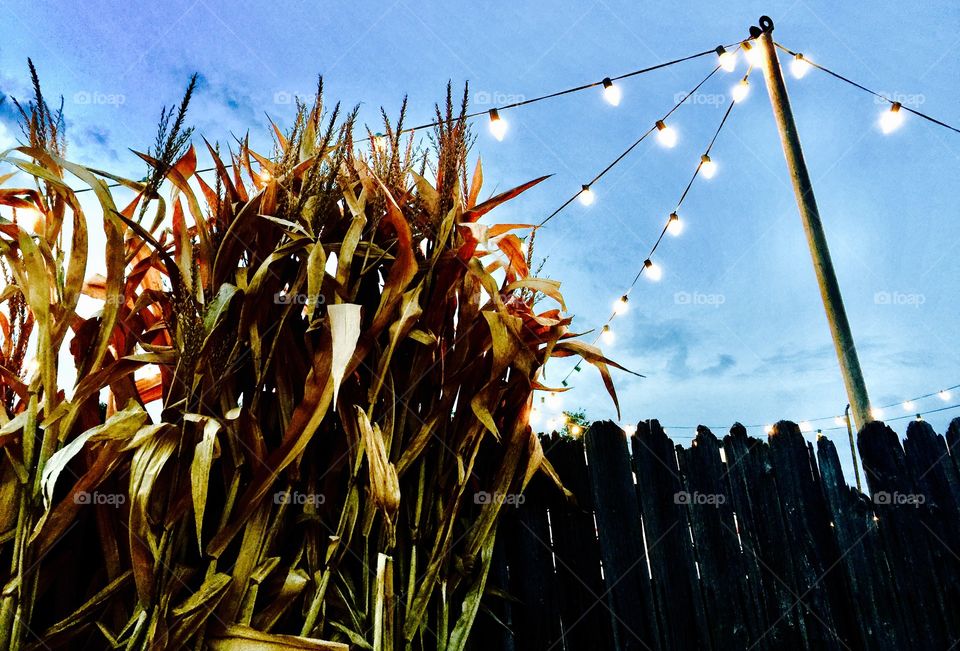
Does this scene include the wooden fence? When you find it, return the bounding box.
[470,417,960,650]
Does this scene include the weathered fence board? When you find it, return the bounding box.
[473,416,960,650]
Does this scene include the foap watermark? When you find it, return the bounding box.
[274,491,327,506]
[874,91,926,108]
[274,292,326,306]
[73,91,126,107]
[674,491,726,506]
[873,491,925,507]
[272,90,314,105]
[474,490,525,507]
[874,291,925,308]
[675,91,726,108]
[472,90,526,107]
[674,291,726,308]
[74,490,126,506]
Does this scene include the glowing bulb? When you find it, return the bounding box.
[578,184,595,206]
[258,168,272,183]
[623,423,637,436]
[601,77,621,106]
[939,390,952,402]
[871,406,884,420]
[700,154,717,179]
[569,423,583,437]
[879,102,904,134]
[667,212,683,236]
[716,45,737,72]
[601,324,615,345]
[643,258,662,281]
[790,54,812,79]
[613,295,629,315]
[655,120,677,148]
[799,421,813,433]
[731,78,750,103]
[834,416,846,427]
[742,40,764,67]
[902,400,915,412]
[488,108,507,141]
[764,424,774,435]
[545,392,563,410]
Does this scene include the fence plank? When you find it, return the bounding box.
[632,420,710,651]
[584,421,659,650]
[544,434,615,650]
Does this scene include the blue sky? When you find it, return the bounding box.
[2,1,959,478]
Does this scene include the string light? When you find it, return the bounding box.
[834,416,847,427]
[601,77,622,106]
[667,211,683,236]
[902,400,916,412]
[601,324,615,345]
[716,45,737,72]
[742,40,764,67]
[799,421,813,433]
[488,108,508,141]
[655,120,678,148]
[774,42,960,136]
[578,184,595,206]
[258,169,273,183]
[700,154,717,179]
[764,424,774,435]
[871,406,885,420]
[790,53,812,79]
[623,423,637,436]
[569,423,583,437]
[940,390,952,402]
[879,102,904,134]
[613,295,629,315]
[731,77,750,103]
[643,258,662,281]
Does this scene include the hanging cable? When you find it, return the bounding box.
[774,42,960,135]
[556,66,749,388]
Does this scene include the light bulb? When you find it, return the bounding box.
[655,120,677,148]
[731,78,750,103]
[569,423,583,437]
[742,40,764,67]
[834,416,847,427]
[623,423,637,435]
[764,424,774,435]
[902,400,915,412]
[488,108,507,141]
[939,390,952,402]
[667,212,683,236]
[259,168,272,183]
[578,184,595,206]
[799,421,813,433]
[601,77,621,106]
[790,54,812,79]
[643,258,662,281]
[700,154,717,179]
[613,294,629,315]
[601,324,615,345]
[879,102,904,134]
[716,45,737,72]
[871,406,884,420]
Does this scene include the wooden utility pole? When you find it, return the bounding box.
[754,16,873,429]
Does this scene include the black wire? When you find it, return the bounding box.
[536,62,725,229]
[774,42,960,135]
[67,43,740,195]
